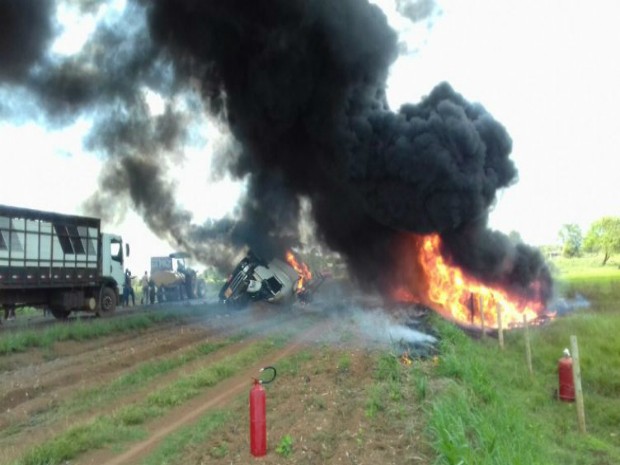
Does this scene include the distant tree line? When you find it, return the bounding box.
[558,216,620,265]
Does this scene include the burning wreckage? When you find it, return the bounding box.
[219,251,324,309]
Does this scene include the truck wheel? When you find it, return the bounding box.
[98,287,117,317]
[196,281,207,298]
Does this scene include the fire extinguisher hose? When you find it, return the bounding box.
[259,366,277,384]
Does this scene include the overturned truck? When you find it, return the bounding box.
[219,251,324,309]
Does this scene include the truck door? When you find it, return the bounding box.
[102,234,126,293]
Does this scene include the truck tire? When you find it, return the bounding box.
[196,280,207,298]
[98,287,117,317]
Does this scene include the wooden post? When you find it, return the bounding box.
[570,335,586,433]
[496,302,504,350]
[523,314,533,375]
[479,295,486,338]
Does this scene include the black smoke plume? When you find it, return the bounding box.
[0,0,54,82]
[0,0,553,304]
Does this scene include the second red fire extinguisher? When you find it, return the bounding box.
[558,348,575,402]
[250,366,277,457]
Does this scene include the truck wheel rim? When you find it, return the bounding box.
[102,295,113,312]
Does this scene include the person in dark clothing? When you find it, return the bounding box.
[124,269,136,306]
[149,278,157,304]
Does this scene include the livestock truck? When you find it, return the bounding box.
[0,204,129,320]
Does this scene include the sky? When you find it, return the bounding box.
[1,0,619,274]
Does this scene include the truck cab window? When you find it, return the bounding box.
[110,239,123,263]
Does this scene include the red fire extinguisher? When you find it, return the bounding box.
[250,366,277,457]
[558,348,575,402]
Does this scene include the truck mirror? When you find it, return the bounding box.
[126,243,130,258]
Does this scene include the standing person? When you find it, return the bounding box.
[149,278,157,304]
[140,271,150,305]
[124,269,136,306]
[122,279,129,307]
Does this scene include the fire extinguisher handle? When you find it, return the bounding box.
[259,366,277,384]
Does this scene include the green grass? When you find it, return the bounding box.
[549,253,620,277]
[548,253,620,303]
[0,312,181,355]
[427,319,549,464]
[15,417,147,465]
[275,434,294,457]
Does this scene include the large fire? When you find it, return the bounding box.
[285,250,313,292]
[395,234,546,329]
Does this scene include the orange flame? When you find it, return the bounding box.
[285,251,313,292]
[395,234,545,329]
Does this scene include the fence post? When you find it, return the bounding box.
[523,314,533,375]
[496,302,504,350]
[570,335,586,433]
[479,295,486,338]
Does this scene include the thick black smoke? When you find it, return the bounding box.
[0,0,552,303]
[145,0,552,302]
[0,0,54,82]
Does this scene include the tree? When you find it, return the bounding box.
[558,223,582,257]
[583,216,620,265]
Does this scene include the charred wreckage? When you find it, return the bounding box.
[219,251,324,309]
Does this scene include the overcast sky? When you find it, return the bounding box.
[1,0,619,273]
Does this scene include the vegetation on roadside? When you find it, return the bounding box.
[0,310,192,355]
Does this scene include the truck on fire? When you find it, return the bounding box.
[0,204,129,320]
[218,250,324,309]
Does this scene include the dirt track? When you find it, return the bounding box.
[0,297,435,465]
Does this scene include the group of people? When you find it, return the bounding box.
[123,269,157,306]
